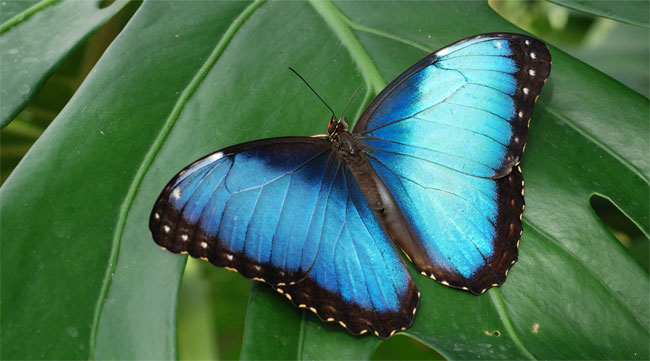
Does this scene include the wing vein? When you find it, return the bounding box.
[432,37,509,58]
[308,159,343,274]
[365,153,498,230]
[298,151,335,270]
[196,161,233,236]
[230,150,328,194]
[445,101,512,122]
[271,170,294,270]
[410,115,508,147]
[360,83,468,134]
[342,170,381,315]
[242,187,264,261]
[364,143,498,176]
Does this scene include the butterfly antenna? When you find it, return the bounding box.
[339,84,363,120]
[289,67,337,120]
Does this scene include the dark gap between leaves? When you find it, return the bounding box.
[98,0,116,9]
[590,194,648,271]
[371,334,446,360]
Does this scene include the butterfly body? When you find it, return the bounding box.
[328,120,384,213]
[151,33,551,338]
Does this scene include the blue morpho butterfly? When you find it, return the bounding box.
[150,33,551,338]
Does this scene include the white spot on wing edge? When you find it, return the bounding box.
[200,241,208,249]
[529,69,536,76]
[436,47,450,56]
[171,188,181,200]
[523,87,529,95]
[181,234,188,241]
[204,151,224,163]
[163,225,170,233]
[154,213,160,220]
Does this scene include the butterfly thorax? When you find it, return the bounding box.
[331,131,358,155]
[327,118,421,253]
[327,117,353,151]
[328,122,387,214]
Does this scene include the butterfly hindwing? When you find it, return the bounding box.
[278,163,418,338]
[355,33,550,293]
[150,137,418,337]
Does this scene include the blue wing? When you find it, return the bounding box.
[150,138,418,337]
[354,33,551,294]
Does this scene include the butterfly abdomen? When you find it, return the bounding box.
[333,132,384,212]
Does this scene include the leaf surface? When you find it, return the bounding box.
[549,0,649,27]
[0,0,647,360]
[0,0,129,127]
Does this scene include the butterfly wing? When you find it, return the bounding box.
[354,33,551,294]
[150,137,418,337]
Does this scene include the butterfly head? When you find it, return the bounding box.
[327,116,349,138]
[328,116,358,156]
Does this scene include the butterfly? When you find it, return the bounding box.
[150,33,551,338]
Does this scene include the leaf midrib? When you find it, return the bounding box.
[0,0,60,34]
[88,0,267,357]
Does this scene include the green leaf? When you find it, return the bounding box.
[0,0,129,128]
[1,1,647,360]
[548,0,649,28]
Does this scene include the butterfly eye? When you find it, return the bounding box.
[328,117,337,134]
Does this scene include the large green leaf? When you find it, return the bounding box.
[548,0,649,28]
[0,0,129,128]
[1,0,647,360]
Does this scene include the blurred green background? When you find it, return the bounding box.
[1,1,647,359]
